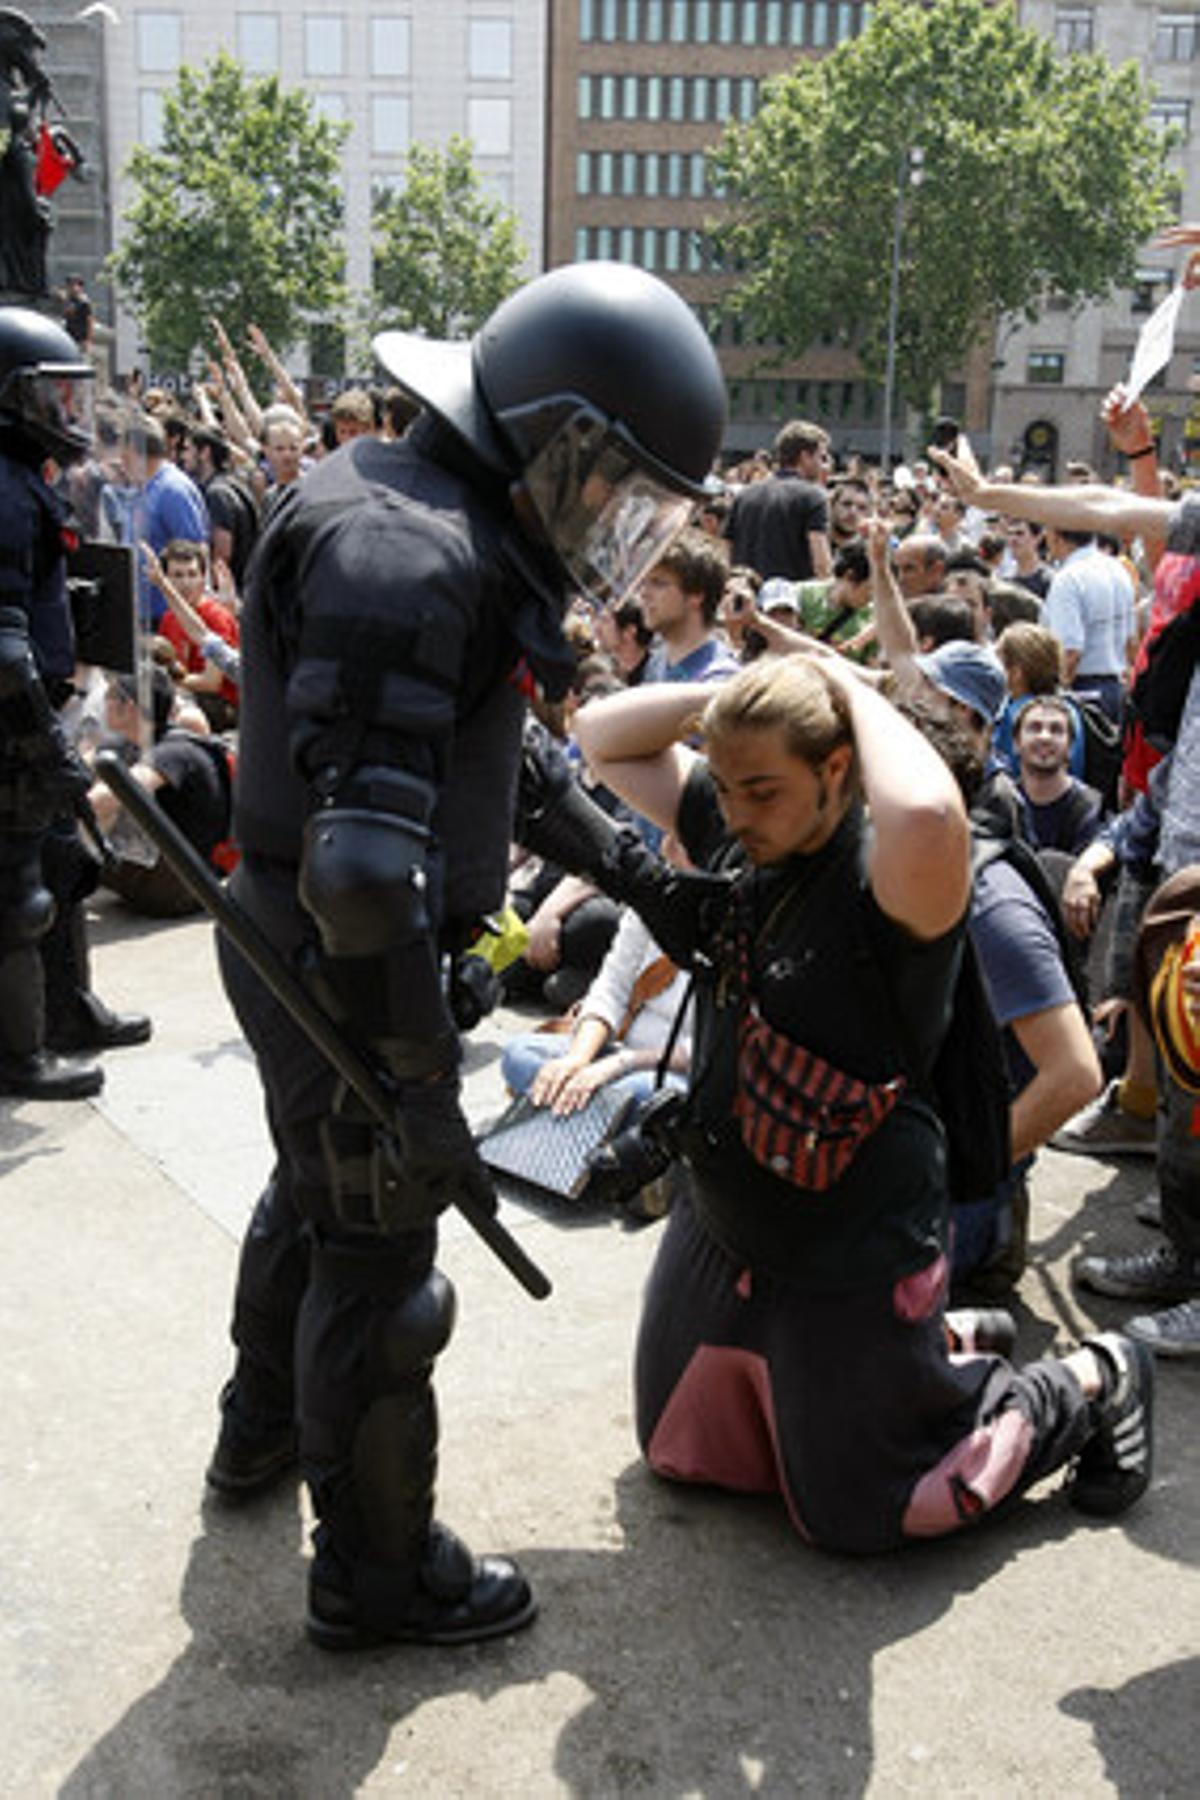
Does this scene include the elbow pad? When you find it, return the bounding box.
[299,766,436,958]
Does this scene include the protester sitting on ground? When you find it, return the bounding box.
[993,623,1086,782]
[791,538,875,656]
[141,539,240,731]
[1074,866,1200,1358]
[500,899,692,1135]
[1012,696,1103,856]
[87,667,236,917]
[572,651,1153,1547]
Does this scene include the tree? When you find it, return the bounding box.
[110,53,347,370]
[370,137,526,339]
[710,0,1175,414]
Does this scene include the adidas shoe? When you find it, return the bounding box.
[1125,1298,1200,1360]
[1074,1242,1200,1303]
[1069,1332,1154,1517]
[1050,1081,1156,1158]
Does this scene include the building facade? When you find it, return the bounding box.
[994,2,1200,477]
[99,2,547,380]
[33,2,112,322]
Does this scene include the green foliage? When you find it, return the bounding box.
[370,137,526,339]
[711,0,1175,411]
[109,53,347,369]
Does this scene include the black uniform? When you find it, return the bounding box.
[214,423,570,1640]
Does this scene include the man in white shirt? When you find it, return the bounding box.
[1041,528,1135,723]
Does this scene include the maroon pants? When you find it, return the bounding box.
[634,1195,1093,1552]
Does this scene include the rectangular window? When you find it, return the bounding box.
[578,74,593,119]
[137,11,181,72]
[596,225,614,257]
[670,0,688,40]
[810,1,828,46]
[313,91,346,123]
[623,74,639,118]
[718,0,736,43]
[691,76,709,121]
[1054,7,1094,54]
[1156,13,1199,61]
[739,77,757,120]
[667,151,684,196]
[599,74,618,117]
[765,0,783,43]
[305,15,345,76]
[695,0,711,41]
[621,150,638,193]
[690,151,706,196]
[686,231,704,272]
[600,0,618,37]
[641,227,657,269]
[645,74,662,119]
[619,226,636,263]
[580,0,594,40]
[469,19,512,79]
[1027,351,1065,384]
[371,93,409,153]
[645,0,663,38]
[789,0,806,44]
[624,0,640,38]
[370,16,409,76]
[643,152,660,195]
[597,150,614,194]
[576,151,591,195]
[1150,98,1192,136]
[715,74,732,119]
[742,0,759,42]
[668,75,686,120]
[138,88,166,146]
[575,226,590,259]
[1132,268,1171,313]
[467,96,511,155]
[236,14,279,72]
[663,227,681,272]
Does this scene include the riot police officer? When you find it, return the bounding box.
[206,263,726,1648]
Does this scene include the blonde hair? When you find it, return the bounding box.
[702,656,853,769]
[996,622,1063,695]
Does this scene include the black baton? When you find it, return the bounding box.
[94,750,552,1300]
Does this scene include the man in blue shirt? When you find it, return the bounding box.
[120,414,208,626]
[638,529,740,687]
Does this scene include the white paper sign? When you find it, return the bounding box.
[1125,285,1186,403]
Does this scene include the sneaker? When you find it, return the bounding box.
[205,1384,297,1502]
[1069,1332,1154,1517]
[1051,1081,1156,1158]
[1074,1242,1200,1303]
[307,1522,537,1651]
[1125,1298,1200,1360]
[944,1307,1018,1359]
[1134,1188,1163,1230]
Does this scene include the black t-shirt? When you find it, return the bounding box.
[725,470,829,582]
[675,762,963,1292]
[150,730,229,860]
[1017,780,1102,855]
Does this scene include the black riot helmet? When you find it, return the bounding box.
[374,263,727,605]
[0,306,95,466]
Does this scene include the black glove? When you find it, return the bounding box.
[391,1075,497,1219]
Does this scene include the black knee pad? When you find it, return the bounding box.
[364,1268,456,1391]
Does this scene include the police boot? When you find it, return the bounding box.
[40,878,151,1053]
[45,988,153,1055]
[0,1048,103,1100]
[206,1379,299,1502]
[302,1255,535,1650]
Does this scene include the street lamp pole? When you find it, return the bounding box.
[880,145,922,475]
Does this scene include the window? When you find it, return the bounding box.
[578,74,592,119]
[789,0,806,44]
[371,94,409,153]
[715,75,732,119]
[667,151,684,196]
[138,88,165,146]
[670,0,687,40]
[717,0,736,43]
[1132,268,1171,313]
[621,150,638,193]
[739,77,757,120]
[1054,8,1094,54]
[137,11,180,72]
[371,17,410,75]
[576,151,591,195]
[600,0,618,37]
[1150,98,1192,136]
[624,0,640,37]
[1027,351,1065,384]
[596,225,614,257]
[690,151,706,196]
[623,74,639,118]
[597,150,613,194]
[645,74,662,118]
[642,227,657,268]
[305,15,344,76]
[694,0,711,42]
[741,0,758,41]
[467,96,511,155]
[1156,12,1199,60]
[691,76,709,121]
[575,226,590,259]
[618,226,636,263]
[643,152,660,195]
[811,1,829,47]
[645,0,663,39]
[663,227,681,271]
[579,0,595,40]
[765,0,783,43]
[237,14,279,72]
[470,18,512,78]
[313,92,346,123]
[668,75,686,120]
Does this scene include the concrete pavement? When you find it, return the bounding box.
[2,892,1197,1798]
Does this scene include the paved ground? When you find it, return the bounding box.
[2,893,1196,1798]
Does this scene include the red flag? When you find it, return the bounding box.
[35,124,74,198]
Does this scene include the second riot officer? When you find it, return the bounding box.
[205,263,728,1648]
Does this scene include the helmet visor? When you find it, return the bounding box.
[10,364,95,461]
[518,408,693,607]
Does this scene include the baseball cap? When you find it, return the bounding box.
[913,642,1007,725]
[759,577,800,617]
